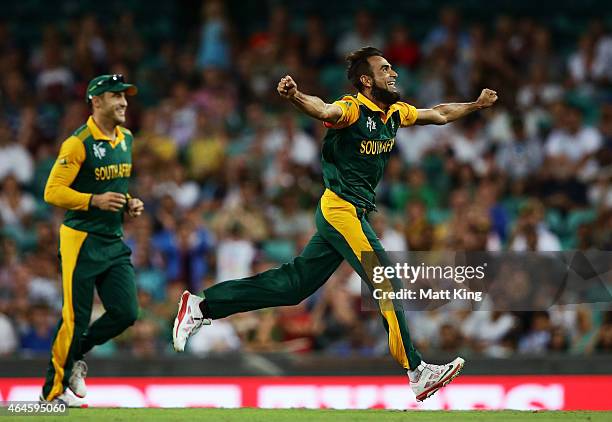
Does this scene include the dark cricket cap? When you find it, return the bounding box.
[86,74,138,103]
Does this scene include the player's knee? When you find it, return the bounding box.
[122,308,139,327]
[111,306,138,328]
[285,292,305,306]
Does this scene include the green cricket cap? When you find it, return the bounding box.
[86,74,138,103]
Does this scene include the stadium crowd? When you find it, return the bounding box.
[0,1,611,359]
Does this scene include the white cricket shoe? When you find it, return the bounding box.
[39,389,88,408]
[409,357,465,402]
[172,290,211,352]
[69,360,88,398]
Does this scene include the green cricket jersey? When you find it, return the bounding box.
[45,116,133,237]
[321,92,418,211]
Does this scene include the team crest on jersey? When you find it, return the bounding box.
[366,116,377,132]
[121,140,127,151]
[93,142,106,159]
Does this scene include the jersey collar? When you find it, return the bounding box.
[87,116,125,147]
[357,93,398,123]
[357,93,385,113]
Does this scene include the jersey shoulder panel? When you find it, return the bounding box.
[73,124,92,142]
[119,126,133,137]
[390,101,419,127]
[59,135,87,164]
[326,94,361,129]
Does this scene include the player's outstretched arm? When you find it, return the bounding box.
[277,75,343,124]
[414,88,498,125]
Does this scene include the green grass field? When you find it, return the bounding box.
[4,408,610,422]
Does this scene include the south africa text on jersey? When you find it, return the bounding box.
[94,163,132,180]
[359,139,395,155]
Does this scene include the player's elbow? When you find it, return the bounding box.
[43,184,57,206]
[320,110,334,123]
[321,104,341,124]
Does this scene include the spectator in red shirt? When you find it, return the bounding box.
[385,24,420,69]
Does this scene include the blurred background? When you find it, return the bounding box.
[0,0,611,410]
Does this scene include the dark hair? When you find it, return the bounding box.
[346,46,383,92]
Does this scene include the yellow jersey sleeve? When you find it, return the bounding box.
[44,136,92,211]
[394,102,419,127]
[324,96,360,129]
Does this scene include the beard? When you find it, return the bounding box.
[371,84,400,106]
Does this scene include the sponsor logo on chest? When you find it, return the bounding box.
[93,142,106,159]
[366,116,377,132]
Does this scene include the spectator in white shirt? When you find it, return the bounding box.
[462,311,516,356]
[568,34,598,86]
[153,161,200,210]
[0,119,33,185]
[448,114,487,172]
[395,124,449,165]
[369,209,407,252]
[545,103,602,164]
[497,116,544,180]
[593,34,612,83]
[215,223,256,284]
[0,313,17,355]
[0,175,36,229]
[166,81,198,148]
[516,63,563,109]
[510,200,561,251]
[188,318,241,355]
[263,112,318,168]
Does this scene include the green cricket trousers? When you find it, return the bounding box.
[42,224,139,400]
[204,189,422,369]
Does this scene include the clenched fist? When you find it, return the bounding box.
[277,75,298,99]
[127,198,144,217]
[476,88,498,108]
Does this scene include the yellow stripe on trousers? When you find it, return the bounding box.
[47,224,88,400]
[320,189,411,369]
